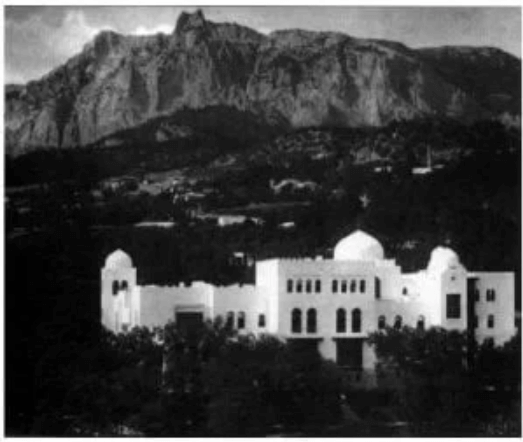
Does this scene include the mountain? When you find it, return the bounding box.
[5,9,521,156]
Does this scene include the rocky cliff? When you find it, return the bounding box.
[5,10,521,156]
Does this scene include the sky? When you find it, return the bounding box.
[4,5,522,84]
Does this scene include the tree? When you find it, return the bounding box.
[368,326,521,435]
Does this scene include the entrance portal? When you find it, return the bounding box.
[175,312,204,339]
[336,338,363,369]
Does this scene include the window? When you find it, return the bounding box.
[315,279,321,293]
[487,315,495,329]
[446,294,461,319]
[122,324,129,332]
[375,277,381,299]
[306,309,317,333]
[226,311,235,328]
[291,309,302,333]
[121,280,128,291]
[296,280,303,293]
[352,309,362,332]
[360,280,366,293]
[332,280,338,293]
[287,279,293,293]
[112,280,119,295]
[402,287,408,296]
[341,280,347,293]
[473,315,478,329]
[237,311,246,329]
[336,308,347,333]
[306,280,312,293]
[394,315,402,329]
[486,289,496,302]
[416,315,425,331]
[258,314,266,328]
[350,280,356,293]
[378,315,386,330]
[474,290,480,302]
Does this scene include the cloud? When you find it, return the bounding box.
[133,24,173,36]
[5,10,111,83]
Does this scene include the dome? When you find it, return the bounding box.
[105,249,133,269]
[333,230,385,261]
[427,247,461,273]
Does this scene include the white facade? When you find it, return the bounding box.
[101,230,516,385]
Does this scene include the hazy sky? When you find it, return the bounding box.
[4,6,521,84]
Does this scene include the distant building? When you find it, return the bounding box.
[101,230,516,387]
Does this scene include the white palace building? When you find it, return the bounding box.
[101,230,516,385]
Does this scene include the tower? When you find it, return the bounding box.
[101,249,137,332]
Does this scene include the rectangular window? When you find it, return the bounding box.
[258,314,266,328]
[488,315,495,329]
[375,277,381,299]
[341,280,347,293]
[360,279,366,293]
[446,294,461,319]
[287,279,293,293]
[315,279,321,293]
[332,280,338,293]
[487,289,496,302]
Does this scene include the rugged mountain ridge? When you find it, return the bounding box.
[5,9,521,156]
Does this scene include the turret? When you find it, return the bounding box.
[101,249,137,332]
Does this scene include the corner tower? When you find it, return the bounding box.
[101,249,137,332]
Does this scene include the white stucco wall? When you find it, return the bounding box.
[138,282,214,329]
[472,272,516,345]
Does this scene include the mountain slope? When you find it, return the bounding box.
[5,10,521,156]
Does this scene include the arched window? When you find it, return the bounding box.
[416,315,425,330]
[352,309,362,332]
[226,311,235,328]
[350,280,357,293]
[315,279,321,293]
[332,280,338,293]
[341,280,347,293]
[237,311,246,329]
[296,279,303,293]
[375,277,381,299]
[336,308,346,333]
[112,280,119,295]
[487,289,496,302]
[360,280,366,293]
[394,315,402,329]
[121,280,128,291]
[307,308,317,333]
[291,309,302,333]
[306,279,312,293]
[287,279,294,293]
[258,314,266,328]
[378,315,386,329]
[487,314,495,329]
